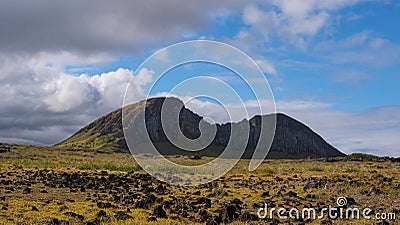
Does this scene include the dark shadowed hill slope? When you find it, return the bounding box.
[58,97,345,159]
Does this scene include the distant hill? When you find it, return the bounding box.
[58,97,345,159]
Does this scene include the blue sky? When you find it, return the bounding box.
[0,0,399,156]
[66,1,400,111]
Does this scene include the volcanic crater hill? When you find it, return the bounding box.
[58,97,345,159]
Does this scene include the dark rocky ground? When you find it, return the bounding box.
[0,146,399,224]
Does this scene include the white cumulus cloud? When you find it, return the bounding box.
[0,53,152,145]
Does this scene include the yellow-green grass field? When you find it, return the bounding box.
[0,144,399,224]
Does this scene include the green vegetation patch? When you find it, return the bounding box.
[262,167,276,174]
[77,162,142,172]
[308,166,324,172]
[345,167,360,172]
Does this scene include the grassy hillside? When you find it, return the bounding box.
[57,108,126,152]
[57,98,345,159]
